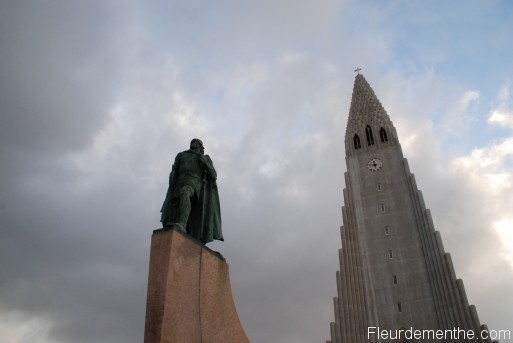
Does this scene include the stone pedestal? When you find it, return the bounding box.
[144,228,249,343]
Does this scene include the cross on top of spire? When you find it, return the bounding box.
[354,67,362,74]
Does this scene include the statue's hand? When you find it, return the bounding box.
[200,154,213,165]
[199,155,208,165]
[199,155,216,180]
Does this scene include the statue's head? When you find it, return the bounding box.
[190,138,204,154]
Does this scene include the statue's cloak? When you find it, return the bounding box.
[160,154,223,245]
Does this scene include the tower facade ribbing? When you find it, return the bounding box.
[327,74,495,343]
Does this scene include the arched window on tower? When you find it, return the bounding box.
[380,127,389,142]
[353,134,362,150]
[365,125,375,146]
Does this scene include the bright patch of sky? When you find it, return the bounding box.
[0,313,52,343]
[369,1,513,153]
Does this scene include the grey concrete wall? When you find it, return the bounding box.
[327,74,493,343]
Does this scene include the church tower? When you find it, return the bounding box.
[327,74,495,343]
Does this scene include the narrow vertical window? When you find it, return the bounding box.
[388,250,393,259]
[380,204,386,213]
[365,125,375,146]
[393,275,398,284]
[377,183,382,191]
[380,127,389,142]
[384,226,390,235]
[397,302,403,312]
[353,134,361,150]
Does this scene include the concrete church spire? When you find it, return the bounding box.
[326,74,497,343]
[345,74,398,157]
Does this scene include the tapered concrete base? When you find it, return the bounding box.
[144,228,249,343]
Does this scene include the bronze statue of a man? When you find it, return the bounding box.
[160,139,223,244]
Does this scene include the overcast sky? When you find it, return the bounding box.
[1,1,513,342]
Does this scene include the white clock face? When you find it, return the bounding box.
[367,158,383,171]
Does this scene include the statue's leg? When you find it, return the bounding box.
[176,185,194,232]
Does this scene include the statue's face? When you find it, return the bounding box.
[191,139,205,154]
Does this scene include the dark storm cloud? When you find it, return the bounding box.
[0,1,135,155]
[0,1,148,342]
